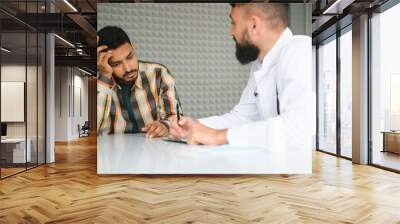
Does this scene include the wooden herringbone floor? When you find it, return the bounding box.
[1,135,400,224]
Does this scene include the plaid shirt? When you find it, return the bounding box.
[97,61,177,135]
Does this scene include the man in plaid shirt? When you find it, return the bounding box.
[97,26,178,138]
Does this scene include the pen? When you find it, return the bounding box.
[174,86,183,126]
[176,103,181,125]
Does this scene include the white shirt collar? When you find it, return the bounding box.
[254,27,293,72]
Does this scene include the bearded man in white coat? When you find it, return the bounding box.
[170,3,314,155]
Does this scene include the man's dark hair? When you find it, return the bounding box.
[97,26,131,50]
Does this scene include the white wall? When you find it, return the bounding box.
[54,67,89,141]
[71,72,89,138]
[1,65,26,140]
[55,66,68,141]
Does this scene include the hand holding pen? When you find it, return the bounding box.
[169,103,193,139]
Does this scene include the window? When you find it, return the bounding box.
[340,28,352,158]
[318,37,337,155]
[371,2,400,171]
[390,74,400,130]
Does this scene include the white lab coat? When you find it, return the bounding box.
[199,28,314,152]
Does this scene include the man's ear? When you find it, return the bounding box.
[247,15,262,42]
[249,15,262,36]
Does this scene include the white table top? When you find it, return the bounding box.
[97,134,312,174]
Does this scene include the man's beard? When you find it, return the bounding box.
[234,36,260,65]
[113,69,138,86]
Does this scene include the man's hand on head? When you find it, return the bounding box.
[97,36,113,79]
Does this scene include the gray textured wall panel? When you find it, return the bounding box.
[98,3,310,118]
